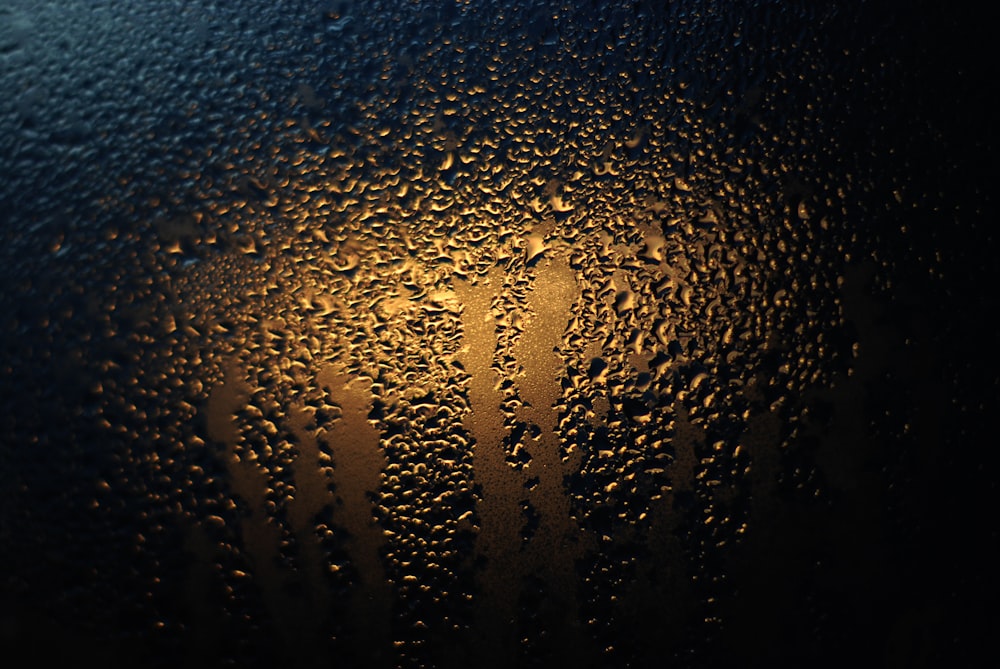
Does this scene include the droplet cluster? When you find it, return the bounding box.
[3,2,991,668]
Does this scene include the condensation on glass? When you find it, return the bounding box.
[1,1,989,668]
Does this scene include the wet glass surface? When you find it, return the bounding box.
[1,1,996,667]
